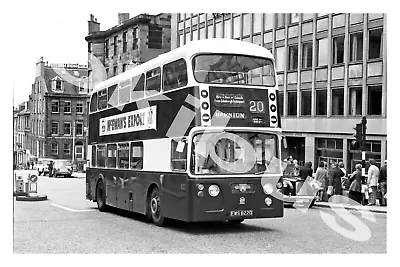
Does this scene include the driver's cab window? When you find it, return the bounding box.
[171,139,187,171]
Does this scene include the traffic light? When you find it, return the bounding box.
[352,123,362,150]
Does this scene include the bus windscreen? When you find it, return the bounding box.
[192,54,275,87]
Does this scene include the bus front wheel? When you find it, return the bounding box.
[96,180,108,212]
[149,188,166,227]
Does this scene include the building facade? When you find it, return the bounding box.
[171,13,387,171]
[85,13,171,91]
[13,102,31,167]
[29,57,89,168]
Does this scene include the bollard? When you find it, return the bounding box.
[15,173,47,202]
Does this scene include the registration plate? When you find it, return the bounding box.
[230,210,253,216]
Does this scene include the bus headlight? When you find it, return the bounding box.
[197,184,204,191]
[208,185,220,197]
[276,182,283,189]
[265,197,272,206]
[263,183,273,194]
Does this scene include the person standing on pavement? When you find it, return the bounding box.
[315,161,328,202]
[367,158,380,206]
[329,163,345,198]
[349,164,363,204]
[27,162,30,170]
[378,160,387,206]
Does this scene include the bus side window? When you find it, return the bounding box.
[106,144,117,168]
[118,79,131,105]
[108,85,118,108]
[98,90,107,110]
[145,67,161,96]
[97,145,106,167]
[131,74,145,101]
[130,142,143,170]
[91,146,97,167]
[171,139,187,171]
[163,59,188,91]
[117,143,129,169]
[90,93,98,113]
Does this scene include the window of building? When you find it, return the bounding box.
[171,139,187,171]
[200,27,206,39]
[132,28,138,50]
[368,85,382,115]
[107,85,118,107]
[349,87,362,116]
[88,42,93,53]
[51,122,58,135]
[243,14,251,36]
[276,46,285,72]
[113,36,118,56]
[369,28,383,59]
[216,22,223,38]
[130,142,143,170]
[350,13,364,24]
[350,32,363,62]
[275,14,285,28]
[106,144,117,168]
[64,144,71,155]
[146,67,161,95]
[288,13,299,24]
[208,23,215,39]
[131,74,145,101]
[105,39,109,58]
[52,77,63,91]
[224,19,232,39]
[76,101,84,114]
[332,88,344,116]
[113,65,118,77]
[117,143,129,169]
[76,121,83,136]
[51,143,58,155]
[123,31,127,52]
[64,122,71,135]
[64,101,71,114]
[287,91,297,116]
[278,91,284,116]
[122,64,127,72]
[301,90,312,116]
[264,14,274,30]
[333,14,345,28]
[317,38,328,66]
[90,92,98,112]
[316,89,327,116]
[192,29,198,41]
[75,146,83,160]
[288,45,298,71]
[303,13,314,21]
[333,35,345,64]
[253,14,262,34]
[96,145,106,167]
[148,25,163,49]
[163,59,188,91]
[302,42,313,68]
[118,79,131,104]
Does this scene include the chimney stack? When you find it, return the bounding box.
[118,13,130,25]
[88,14,100,34]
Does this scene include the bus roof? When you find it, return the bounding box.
[91,38,274,96]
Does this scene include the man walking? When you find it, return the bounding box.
[367,159,380,206]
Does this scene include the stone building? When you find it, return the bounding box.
[29,57,89,168]
[171,13,387,171]
[85,13,171,91]
[13,102,31,167]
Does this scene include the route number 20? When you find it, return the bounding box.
[249,100,265,113]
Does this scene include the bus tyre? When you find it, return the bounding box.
[96,180,108,212]
[149,188,165,227]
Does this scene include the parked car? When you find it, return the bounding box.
[36,158,53,176]
[50,160,73,178]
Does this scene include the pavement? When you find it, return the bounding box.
[314,201,387,214]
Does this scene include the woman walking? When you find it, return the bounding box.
[315,161,328,202]
[349,164,363,204]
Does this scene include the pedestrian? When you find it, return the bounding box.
[378,160,387,206]
[31,161,34,170]
[48,160,54,177]
[292,159,300,176]
[338,161,349,190]
[315,161,328,202]
[27,162,30,170]
[329,162,345,203]
[367,158,380,206]
[348,164,363,204]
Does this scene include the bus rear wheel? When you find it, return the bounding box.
[96,180,108,212]
[149,188,166,227]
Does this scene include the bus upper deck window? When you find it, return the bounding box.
[145,67,161,96]
[163,59,188,91]
[90,93,98,112]
[98,89,107,110]
[131,74,145,101]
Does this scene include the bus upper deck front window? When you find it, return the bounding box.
[192,54,276,87]
[192,132,281,175]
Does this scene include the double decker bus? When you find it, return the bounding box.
[86,38,284,226]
